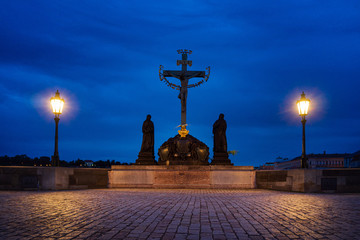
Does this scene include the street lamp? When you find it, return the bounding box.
[297,91,310,168]
[50,90,64,167]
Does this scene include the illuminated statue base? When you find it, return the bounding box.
[158,134,209,165]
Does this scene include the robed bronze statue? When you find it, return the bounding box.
[140,115,154,153]
[213,113,227,153]
[211,114,232,165]
[136,115,156,165]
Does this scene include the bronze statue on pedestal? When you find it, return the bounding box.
[157,50,211,165]
[136,115,157,165]
[212,114,232,165]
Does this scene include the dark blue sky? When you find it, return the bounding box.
[1,0,359,166]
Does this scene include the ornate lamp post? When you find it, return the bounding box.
[50,90,64,167]
[297,91,310,168]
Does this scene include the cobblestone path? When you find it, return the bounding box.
[0,189,359,239]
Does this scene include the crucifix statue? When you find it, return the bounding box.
[159,49,210,133]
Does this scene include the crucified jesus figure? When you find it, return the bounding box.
[159,49,210,126]
[179,75,188,119]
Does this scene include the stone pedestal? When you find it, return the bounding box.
[211,152,233,165]
[135,152,157,165]
[109,165,255,189]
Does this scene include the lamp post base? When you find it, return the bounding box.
[51,155,60,167]
[301,157,308,169]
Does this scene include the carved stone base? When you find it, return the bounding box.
[211,152,233,165]
[158,134,209,165]
[135,152,157,165]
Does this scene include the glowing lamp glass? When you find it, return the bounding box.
[50,90,64,114]
[297,92,310,116]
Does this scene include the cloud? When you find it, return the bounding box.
[0,0,359,166]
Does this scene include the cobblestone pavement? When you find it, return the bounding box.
[0,189,359,240]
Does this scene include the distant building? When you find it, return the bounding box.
[84,160,94,167]
[275,152,349,170]
[258,162,275,170]
[274,157,300,169]
[34,156,51,166]
[345,151,360,168]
